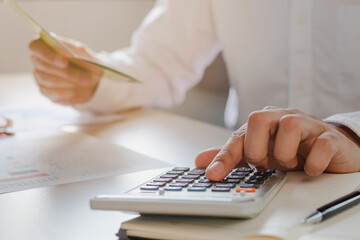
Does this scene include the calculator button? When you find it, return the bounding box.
[187,168,206,176]
[192,183,212,188]
[240,184,260,189]
[166,171,184,175]
[230,172,249,176]
[175,179,194,183]
[181,175,200,179]
[226,175,245,180]
[252,172,271,177]
[234,167,253,173]
[225,179,241,184]
[198,179,213,183]
[211,187,231,192]
[169,183,188,188]
[140,186,159,191]
[245,179,264,184]
[164,187,182,191]
[187,187,207,192]
[153,178,172,183]
[249,175,267,181]
[236,187,256,193]
[172,167,190,172]
[215,183,236,188]
[146,182,166,187]
[160,174,178,179]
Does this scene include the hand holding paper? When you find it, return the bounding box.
[29,37,105,105]
[7,1,139,105]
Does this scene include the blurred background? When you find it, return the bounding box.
[0,0,229,127]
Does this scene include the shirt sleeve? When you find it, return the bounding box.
[74,0,222,113]
[324,112,360,138]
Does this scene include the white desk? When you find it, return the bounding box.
[0,73,232,240]
[2,73,360,240]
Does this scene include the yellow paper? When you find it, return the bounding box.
[7,1,140,82]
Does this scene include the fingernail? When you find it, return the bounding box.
[208,161,224,175]
[54,57,67,68]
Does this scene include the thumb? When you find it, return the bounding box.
[195,147,222,168]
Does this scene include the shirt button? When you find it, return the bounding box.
[296,81,305,90]
[297,15,306,25]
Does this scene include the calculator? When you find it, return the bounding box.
[90,167,286,218]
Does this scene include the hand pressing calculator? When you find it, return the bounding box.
[90,167,286,218]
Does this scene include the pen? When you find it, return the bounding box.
[303,189,360,224]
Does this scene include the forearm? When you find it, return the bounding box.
[75,0,221,113]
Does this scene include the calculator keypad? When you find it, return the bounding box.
[140,167,277,193]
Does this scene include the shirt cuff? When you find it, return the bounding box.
[73,51,146,113]
[324,112,360,138]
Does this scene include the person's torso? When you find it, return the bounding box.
[211,0,360,128]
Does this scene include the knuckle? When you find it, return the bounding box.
[244,150,265,163]
[279,114,301,132]
[274,151,291,163]
[216,149,236,164]
[28,39,40,51]
[317,136,335,152]
[231,130,244,140]
[287,108,301,113]
[248,111,266,125]
[263,105,277,110]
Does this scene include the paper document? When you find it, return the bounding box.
[0,131,170,194]
[7,1,139,82]
[120,171,360,240]
[0,104,124,132]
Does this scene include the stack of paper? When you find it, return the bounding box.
[0,104,124,132]
[0,131,170,194]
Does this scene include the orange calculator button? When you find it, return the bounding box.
[236,187,256,193]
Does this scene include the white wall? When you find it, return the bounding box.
[0,0,229,127]
[0,0,155,73]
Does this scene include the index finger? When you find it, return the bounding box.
[29,38,68,68]
[205,128,246,181]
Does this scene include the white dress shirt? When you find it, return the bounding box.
[76,0,360,136]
